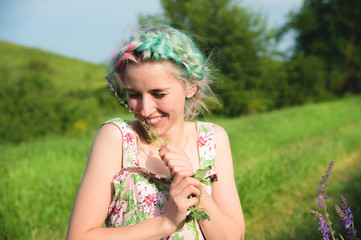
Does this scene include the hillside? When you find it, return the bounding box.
[0,40,107,91]
[0,41,120,143]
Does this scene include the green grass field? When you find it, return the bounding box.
[1,96,361,240]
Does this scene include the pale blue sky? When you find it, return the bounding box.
[0,0,303,63]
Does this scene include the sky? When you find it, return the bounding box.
[0,0,303,64]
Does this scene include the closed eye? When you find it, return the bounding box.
[152,93,166,99]
[127,93,141,99]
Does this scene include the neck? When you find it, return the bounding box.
[136,118,188,150]
[161,120,187,148]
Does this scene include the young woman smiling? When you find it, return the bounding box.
[67,26,245,240]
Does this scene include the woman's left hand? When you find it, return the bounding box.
[159,144,194,177]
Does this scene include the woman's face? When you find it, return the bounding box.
[124,61,194,137]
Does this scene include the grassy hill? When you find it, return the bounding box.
[0,41,123,143]
[1,95,360,239]
[0,40,106,91]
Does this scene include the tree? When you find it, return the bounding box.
[280,0,361,94]
[139,0,278,116]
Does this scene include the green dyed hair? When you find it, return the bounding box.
[109,25,216,119]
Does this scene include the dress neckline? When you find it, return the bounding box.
[125,120,201,178]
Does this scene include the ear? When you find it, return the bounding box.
[186,85,198,98]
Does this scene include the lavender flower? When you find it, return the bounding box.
[311,210,331,240]
[106,72,132,112]
[335,195,359,240]
[106,73,117,95]
[311,161,336,240]
[318,161,334,196]
[311,161,360,240]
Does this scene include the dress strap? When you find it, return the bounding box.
[102,118,139,168]
[196,121,216,168]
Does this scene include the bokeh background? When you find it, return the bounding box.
[1,0,360,239]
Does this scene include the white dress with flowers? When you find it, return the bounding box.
[103,118,217,240]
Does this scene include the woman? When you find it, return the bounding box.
[67,26,244,240]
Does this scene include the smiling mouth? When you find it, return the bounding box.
[145,116,162,125]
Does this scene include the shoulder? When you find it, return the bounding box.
[87,119,125,171]
[213,124,229,142]
[99,118,135,136]
[93,118,130,148]
[96,123,123,142]
[102,117,130,129]
[212,124,233,175]
[196,121,229,141]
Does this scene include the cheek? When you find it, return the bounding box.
[127,98,139,110]
[153,98,176,113]
[165,95,186,110]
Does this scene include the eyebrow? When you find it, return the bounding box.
[150,88,171,92]
[125,87,171,92]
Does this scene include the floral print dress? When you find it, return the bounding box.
[104,118,217,240]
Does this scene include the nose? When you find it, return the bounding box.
[139,95,155,117]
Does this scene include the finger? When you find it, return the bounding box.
[168,161,194,179]
[162,151,191,167]
[173,176,202,193]
[170,173,201,193]
[171,166,194,177]
[163,144,185,154]
[179,184,201,200]
[166,158,193,177]
[183,177,202,190]
[170,172,185,187]
[159,144,171,159]
[159,144,186,159]
[166,158,193,169]
[187,196,199,208]
[171,190,199,213]
[172,183,201,203]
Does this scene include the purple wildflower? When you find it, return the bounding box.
[316,162,333,210]
[311,210,331,240]
[106,72,133,113]
[312,161,359,240]
[318,161,334,196]
[106,73,117,95]
[311,161,337,240]
[335,195,359,240]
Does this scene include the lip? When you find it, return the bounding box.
[144,116,163,126]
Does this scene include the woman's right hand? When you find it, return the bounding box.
[159,144,194,177]
[162,172,202,232]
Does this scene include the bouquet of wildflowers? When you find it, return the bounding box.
[311,161,359,240]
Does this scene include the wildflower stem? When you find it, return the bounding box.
[150,128,166,148]
[322,203,336,240]
[188,197,200,240]
[193,217,199,240]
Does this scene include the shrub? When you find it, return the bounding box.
[0,61,100,143]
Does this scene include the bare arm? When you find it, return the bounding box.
[198,124,245,240]
[66,123,200,240]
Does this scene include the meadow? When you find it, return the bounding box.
[1,95,361,239]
